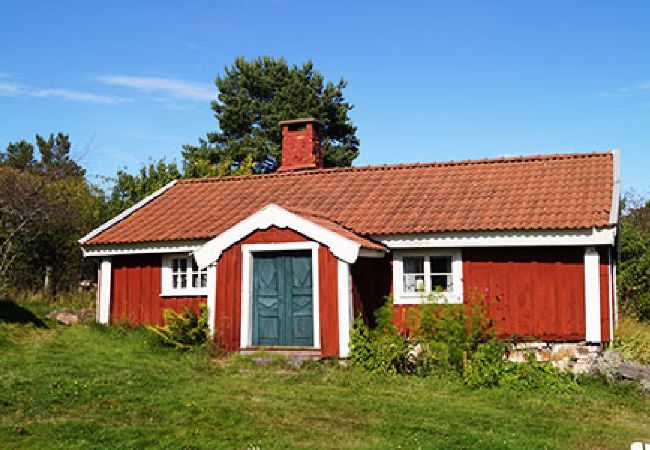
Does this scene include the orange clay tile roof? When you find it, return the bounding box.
[84,151,615,246]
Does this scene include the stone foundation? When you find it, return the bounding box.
[506,342,603,374]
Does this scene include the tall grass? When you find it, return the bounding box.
[614,316,650,364]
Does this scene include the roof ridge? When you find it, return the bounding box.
[177,151,614,185]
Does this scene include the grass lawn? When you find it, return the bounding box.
[1,302,649,449]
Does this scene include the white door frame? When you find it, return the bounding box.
[240,242,320,349]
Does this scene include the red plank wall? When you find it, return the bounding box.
[352,247,611,342]
[110,254,206,326]
[213,227,340,356]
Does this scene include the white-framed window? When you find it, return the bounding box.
[393,249,463,304]
[161,254,208,296]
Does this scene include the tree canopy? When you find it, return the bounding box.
[182,56,359,176]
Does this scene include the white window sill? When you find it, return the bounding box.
[160,290,208,298]
[393,292,463,305]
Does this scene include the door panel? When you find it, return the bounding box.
[252,251,313,347]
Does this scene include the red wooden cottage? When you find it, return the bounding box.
[80,118,620,357]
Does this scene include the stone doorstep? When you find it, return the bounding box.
[239,347,322,360]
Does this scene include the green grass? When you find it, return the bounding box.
[1,303,649,449]
[615,316,650,364]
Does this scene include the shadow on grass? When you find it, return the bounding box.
[0,300,47,328]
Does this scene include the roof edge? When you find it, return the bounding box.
[609,149,621,225]
[177,151,615,185]
[79,180,178,245]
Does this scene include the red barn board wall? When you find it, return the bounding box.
[213,227,340,356]
[461,247,588,341]
[110,254,206,326]
[353,247,600,342]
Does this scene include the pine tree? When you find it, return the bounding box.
[182,56,359,176]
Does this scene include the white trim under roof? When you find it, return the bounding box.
[78,180,178,244]
[373,227,617,249]
[193,204,363,268]
[81,240,205,257]
[609,149,621,225]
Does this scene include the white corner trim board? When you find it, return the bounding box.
[206,263,217,337]
[337,260,353,358]
[98,258,111,324]
[584,247,601,343]
[239,242,321,349]
[375,227,616,249]
[194,204,361,269]
[79,180,178,245]
[609,149,621,225]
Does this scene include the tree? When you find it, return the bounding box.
[0,134,101,293]
[182,56,359,176]
[618,192,650,320]
[104,159,180,219]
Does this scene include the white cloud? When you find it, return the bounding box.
[596,80,650,97]
[0,78,129,105]
[97,75,215,102]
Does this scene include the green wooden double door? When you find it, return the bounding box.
[252,251,314,347]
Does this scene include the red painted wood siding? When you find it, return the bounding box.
[214,227,340,356]
[351,247,607,342]
[461,247,587,341]
[351,256,392,326]
[599,247,611,342]
[110,254,206,326]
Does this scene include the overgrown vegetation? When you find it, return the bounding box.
[147,304,209,350]
[349,293,579,391]
[614,316,650,365]
[1,301,648,449]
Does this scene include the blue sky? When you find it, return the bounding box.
[1,1,648,191]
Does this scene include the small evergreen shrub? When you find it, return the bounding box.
[147,304,209,350]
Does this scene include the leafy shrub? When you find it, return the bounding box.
[465,342,577,392]
[404,289,496,373]
[147,304,209,350]
[348,316,411,374]
[614,315,650,364]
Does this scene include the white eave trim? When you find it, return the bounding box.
[374,227,617,249]
[609,149,621,225]
[194,204,362,268]
[82,240,205,257]
[78,180,178,245]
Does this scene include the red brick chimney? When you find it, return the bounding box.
[278,118,324,172]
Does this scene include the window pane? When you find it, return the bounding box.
[173,258,179,272]
[172,274,178,288]
[430,256,451,273]
[180,274,187,288]
[192,273,199,288]
[179,258,187,272]
[192,259,198,272]
[404,274,425,292]
[403,257,424,274]
[431,275,452,292]
[201,273,208,288]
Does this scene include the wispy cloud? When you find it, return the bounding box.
[97,75,215,102]
[596,80,650,97]
[0,77,130,105]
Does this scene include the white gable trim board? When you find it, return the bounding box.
[194,204,362,269]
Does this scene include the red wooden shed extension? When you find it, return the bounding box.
[82,118,620,357]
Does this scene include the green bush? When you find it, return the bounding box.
[614,316,650,364]
[348,316,411,374]
[404,289,496,373]
[465,342,577,392]
[147,304,209,350]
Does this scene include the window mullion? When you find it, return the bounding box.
[423,256,431,293]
